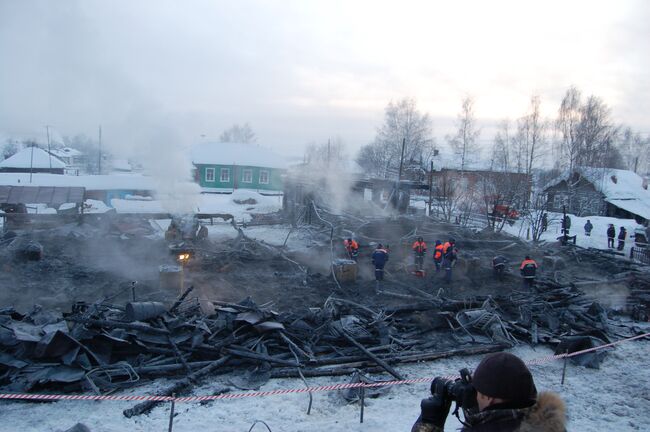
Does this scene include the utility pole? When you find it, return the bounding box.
[29,143,35,183]
[398,138,406,180]
[45,125,52,169]
[327,138,331,169]
[428,160,433,217]
[98,125,102,175]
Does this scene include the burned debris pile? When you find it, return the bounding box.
[1,269,647,414]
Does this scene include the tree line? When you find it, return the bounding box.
[357,88,650,179]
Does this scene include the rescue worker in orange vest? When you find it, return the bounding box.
[432,240,444,272]
[442,238,457,283]
[412,237,427,271]
[520,255,538,289]
[344,238,359,262]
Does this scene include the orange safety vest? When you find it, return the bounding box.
[434,244,444,260]
[519,259,537,270]
[412,241,427,254]
[344,239,359,252]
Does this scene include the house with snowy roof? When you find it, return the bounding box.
[48,147,86,174]
[544,167,650,224]
[0,147,66,174]
[191,142,287,194]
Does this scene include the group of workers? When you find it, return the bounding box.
[411,237,458,283]
[344,236,539,289]
[343,236,458,283]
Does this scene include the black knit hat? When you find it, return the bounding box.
[472,352,537,403]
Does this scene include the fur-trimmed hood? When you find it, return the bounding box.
[518,392,566,432]
[461,391,566,432]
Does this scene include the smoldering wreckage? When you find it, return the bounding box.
[0,195,649,429]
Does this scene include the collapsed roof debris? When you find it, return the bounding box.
[0,207,649,417]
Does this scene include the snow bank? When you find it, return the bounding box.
[110,198,167,214]
[1,336,647,432]
[25,203,57,214]
[83,199,113,214]
[502,212,645,256]
[197,191,282,222]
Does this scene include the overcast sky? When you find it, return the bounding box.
[1,0,648,159]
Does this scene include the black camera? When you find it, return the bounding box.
[431,368,478,411]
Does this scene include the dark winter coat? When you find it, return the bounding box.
[584,221,593,233]
[372,249,389,267]
[607,226,616,238]
[411,392,566,432]
[618,228,627,240]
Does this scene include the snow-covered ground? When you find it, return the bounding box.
[107,190,282,222]
[2,333,648,432]
[501,212,645,257]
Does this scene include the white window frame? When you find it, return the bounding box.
[220,168,230,182]
[205,167,215,182]
[242,169,253,183]
[259,170,270,184]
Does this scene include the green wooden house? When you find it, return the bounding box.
[192,142,287,193]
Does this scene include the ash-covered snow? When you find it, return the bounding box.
[1,336,647,432]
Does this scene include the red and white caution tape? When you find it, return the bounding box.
[0,332,647,403]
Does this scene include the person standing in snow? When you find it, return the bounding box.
[584,220,593,236]
[607,224,616,248]
[442,238,457,283]
[561,215,571,235]
[520,256,537,289]
[411,352,566,432]
[432,240,444,273]
[371,244,389,281]
[617,226,627,251]
[412,237,427,271]
[541,213,548,232]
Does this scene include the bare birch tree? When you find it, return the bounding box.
[357,98,434,178]
[556,86,582,172]
[446,96,480,173]
[556,87,620,171]
[490,120,512,172]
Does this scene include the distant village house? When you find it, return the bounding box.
[0,147,66,175]
[191,142,287,194]
[544,168,650,224]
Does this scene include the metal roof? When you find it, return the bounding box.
[0,186,85,205]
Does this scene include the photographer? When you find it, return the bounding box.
[411,352,566,432]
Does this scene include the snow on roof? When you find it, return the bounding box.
[49,147,83,158]
[0,172,158,191]
[546,167,650,219]
[191,142,288,169]
[0,147,66,169]
[111,159,132,172]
